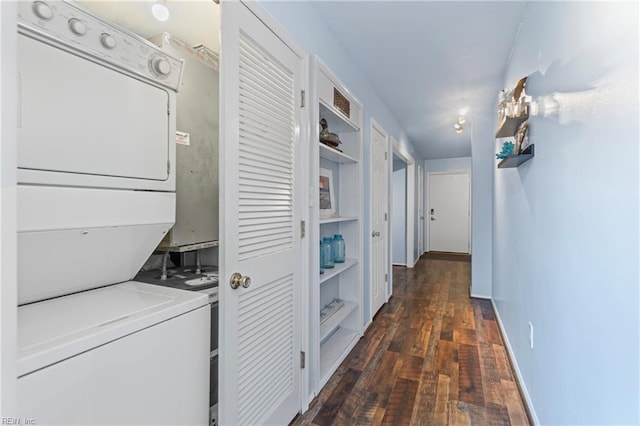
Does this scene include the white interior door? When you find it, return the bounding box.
[371,120,388,314]
[219,3,303,425]
[428,172,470,253]
[418,165,424,255]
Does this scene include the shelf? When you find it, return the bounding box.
[319,258,357,284]
[495,110,529,138]
[320,327,360,383]
[498,144,535,168]
[320,216,358,225]
[320,301,357,341]
[319,100,359,133]
[319,143,358,164]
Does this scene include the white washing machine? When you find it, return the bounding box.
[16,1,209,424]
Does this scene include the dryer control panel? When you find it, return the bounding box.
[17,0,184,91]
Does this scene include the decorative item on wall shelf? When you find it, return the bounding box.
[514,120,529,155]
[496,141,515,159]
[333,88,351,119]
[319,167,336,218]
[319,118,342,152]
[495,76,530,138]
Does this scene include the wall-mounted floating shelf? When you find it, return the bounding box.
[495,108,529,138]
[498,144,535,168]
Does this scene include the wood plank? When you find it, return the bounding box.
[501,379,530,425]
[492,344,514,381]
[458,343,486,407]
[380,378,419,425]
[397,353,425,381]
[433,374,450,425]
[484,319,503,345]
[311,368,361,426]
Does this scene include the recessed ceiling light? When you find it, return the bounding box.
[457,116,466,125]
[459,107,468,116]
[152,3,170,22]
[454,123,463,133]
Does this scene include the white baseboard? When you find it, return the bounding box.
[392,262,407,266]
[470,292,491,299]
[491,299,540,425]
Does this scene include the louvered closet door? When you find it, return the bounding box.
[219,2,303,425]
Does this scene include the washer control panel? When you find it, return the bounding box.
[18,0,183,90]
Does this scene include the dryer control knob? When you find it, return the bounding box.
[33,1,53,20]
[151,57,172,76]
[100,33,117,49]
[68,18,87,36]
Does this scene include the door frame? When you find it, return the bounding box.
[0,0,18,415]
[392,138,416,268]
[370,118,390,308]
[220,0,310,418]
[418,165,424,256]
[426,171,471,254]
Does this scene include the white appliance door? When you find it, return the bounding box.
[428,172,471,253]
[17,34,170,182]
[371,121,388,314]
[219,2,303,425]
[18,306,209,425]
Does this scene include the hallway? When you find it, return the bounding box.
[296,255,530,425]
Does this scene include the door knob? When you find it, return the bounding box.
[371,231,381,237]
[430,217,436,221]
[230,272,251,289]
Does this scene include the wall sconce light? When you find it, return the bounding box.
[152,1,170,22]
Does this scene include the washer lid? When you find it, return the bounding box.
[18,281,207,377]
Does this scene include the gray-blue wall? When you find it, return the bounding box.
[493,2,639,424]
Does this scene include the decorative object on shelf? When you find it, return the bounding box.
[515,121,529,154]
[319,167,336,218]
[498,144,535,168]
[495,76,530,138]
[496,141,515,159]
[319,241,324,275]
[332,234,345,263]
[320,298,345,324]
[333,88,351,119]
[320,237,334,269]
[319,118,342,151]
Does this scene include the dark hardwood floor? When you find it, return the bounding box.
[295,254,530,425]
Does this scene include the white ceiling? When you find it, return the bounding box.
[311,1,527,159]
[78,0,220,53]
[77,1,524,160]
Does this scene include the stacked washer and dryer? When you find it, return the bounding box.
[16,1,210,424]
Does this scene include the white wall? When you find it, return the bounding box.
[493,2,639,424]
[259,1,421,325]
[392,162,406,265]
[0,0,17,416]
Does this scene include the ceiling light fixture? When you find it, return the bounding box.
[454,123,463,133]
[152,2,170,22]
[457,116,466,125]
[459,107,469,116]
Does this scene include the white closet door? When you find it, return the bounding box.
[219,3,303,425]
[371,120,388,315]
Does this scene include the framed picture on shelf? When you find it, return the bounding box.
[319,168,336,218]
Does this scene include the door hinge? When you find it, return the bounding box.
[385,151,388,160]
[384,212,388,221]
[167,100,170,116]
[385,273,388,282]
[167,161,171,175]
[300,351,306,369]
[300,220,306,238]
[300,90,306,108]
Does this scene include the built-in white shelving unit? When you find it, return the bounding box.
[309,57,364,393]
